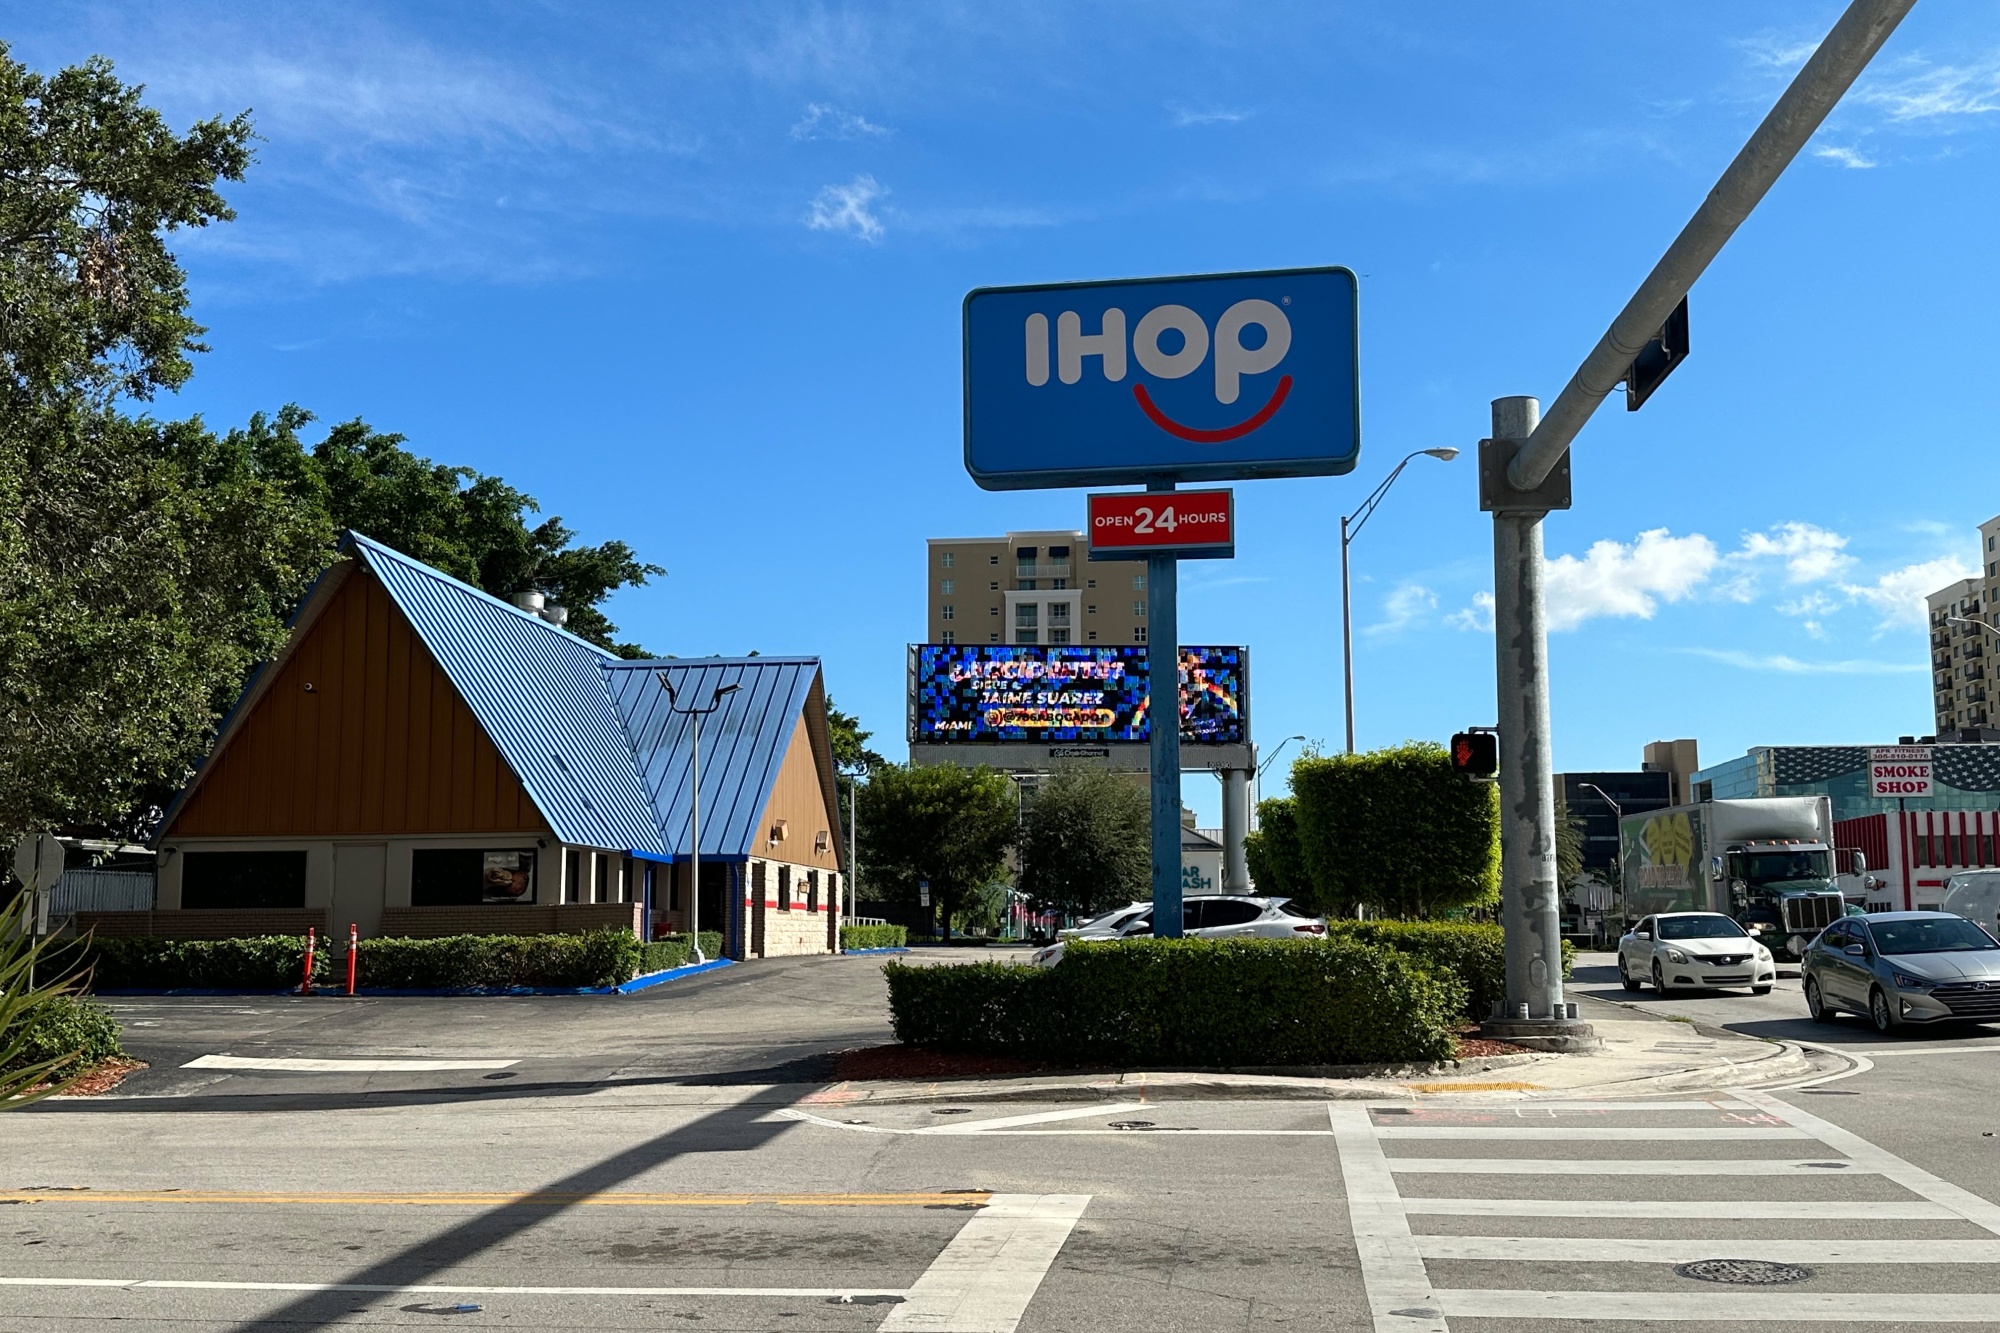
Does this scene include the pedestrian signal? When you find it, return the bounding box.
[1451,732,1499,780]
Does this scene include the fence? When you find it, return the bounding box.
[50,869,155,916]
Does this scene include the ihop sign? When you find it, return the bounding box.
[963,267,1360,490]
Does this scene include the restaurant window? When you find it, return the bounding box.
[778,865,792,911]
[807,870,820,913]
[413,849,536,906]
[593,852,609,904]
[181,850,307,910]
[564,848,581,903]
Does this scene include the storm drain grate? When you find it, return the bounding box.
[931,1108,973,1115]
[1108,1120,1157,1131]
[1675,1259,1815,1286]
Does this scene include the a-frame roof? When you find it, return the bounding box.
[161,532,833,861]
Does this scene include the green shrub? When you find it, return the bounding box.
[1325,920,1577,1019]
[637,932,725,974]
[87,935,325,991]
[356,929,641,989]
[841,924,907,951]
[884,937,1462,1067]
[1,996,123,1076]
[1290,744,1500,917]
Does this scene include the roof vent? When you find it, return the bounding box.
[511,590,569,627]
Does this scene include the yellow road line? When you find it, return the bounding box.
[0,1190,990,1209]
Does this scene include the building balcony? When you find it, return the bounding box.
[1014,562,1072,581]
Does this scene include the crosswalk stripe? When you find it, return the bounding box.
[1436,1289,2000,1322]
[1386,1157,1867,1175]
[1399,1197,1957,1219]
[1415,1235,2000,1263]
[1386,1100,1754,1113]
[1375,1126,1809,1141]
[1328,1104,1446,1333]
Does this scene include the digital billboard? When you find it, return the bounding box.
[910,645,1247,744]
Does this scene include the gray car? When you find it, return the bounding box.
[1801,911,2000,1034]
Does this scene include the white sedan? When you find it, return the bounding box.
[1031,895,1328,966]
[1618,911,1777,996]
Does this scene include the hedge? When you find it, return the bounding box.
[87,935,326,991]
[841,924,907,950]
[637,933,726,976]
[1,997,123,1077]
[883,937,1462,1067]
[1325,920,1575,1019]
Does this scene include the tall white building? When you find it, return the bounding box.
[1927,514,2000,735]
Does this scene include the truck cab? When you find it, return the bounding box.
[1717,841,1850,960]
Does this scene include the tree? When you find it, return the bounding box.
[1289,743,1500,919]
[1555,793,1587,887]
[826,697,886,774]
[855,763,1016,938]
[1243,796,1312,907]
[1016,766,1148,920]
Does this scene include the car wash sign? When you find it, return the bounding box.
[963,267,1360,490]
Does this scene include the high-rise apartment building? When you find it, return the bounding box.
[926,531,1151,646]
[1927,514,2000,733]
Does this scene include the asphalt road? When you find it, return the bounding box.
[10,951,2000,1330]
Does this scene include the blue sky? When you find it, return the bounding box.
[14,2,1999,824]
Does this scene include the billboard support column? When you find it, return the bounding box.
[1147,483,1183,939]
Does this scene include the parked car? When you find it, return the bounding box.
[1802,910,2000,1033]
[1029,895,1329,966]
[1617,911,1777,995]
[1060,902,1151,941]
[1942,871,2000,941]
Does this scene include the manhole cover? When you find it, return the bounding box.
[931,1108,973,1116]
[1675,1258,1815,1285]
[1108,1120,1157,1130]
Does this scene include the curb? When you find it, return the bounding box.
[97,958,735,999]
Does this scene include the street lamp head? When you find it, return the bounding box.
[712,682,741,700]
[1422,447,1460,461]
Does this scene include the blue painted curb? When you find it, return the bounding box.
[843,947,910,956]
[97,958,736,999]
[613,957,734,993]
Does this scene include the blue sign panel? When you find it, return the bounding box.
[963,266,1359,490]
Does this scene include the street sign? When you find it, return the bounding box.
[1451,732,1500,782]
[1624,295,1689,411]
[11,832,62,893]
[1869,746,1933,799]
[963,267,1360,490]
[1087,489,1234,560]
[918,880,931,908]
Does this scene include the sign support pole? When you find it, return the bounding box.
[1146,481,1182,939]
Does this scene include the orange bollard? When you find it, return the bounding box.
[301,927,316,995]
[346,922,358,996]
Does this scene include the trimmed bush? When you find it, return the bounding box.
[841,924,907,951]
[884,937,1462,1068]
[86,935,325,991]
[637,932,725,975]
[1,996,123,1076]
[355,929,641,989]
[1325,921,1576,1019]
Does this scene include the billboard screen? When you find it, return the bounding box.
[910,645,1247,744]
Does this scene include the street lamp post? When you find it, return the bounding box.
[661,675,740,965]
[1252,733,1307,828]
[1341,449,1460,753]
[1578,781,1622,821]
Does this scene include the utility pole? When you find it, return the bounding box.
[662,674,739,965]
[1479,0,1916,1047]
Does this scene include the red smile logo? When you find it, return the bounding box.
[1132,375,1293,443]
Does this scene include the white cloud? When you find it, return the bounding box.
[805,174,887,241]
[1859,53,2000,122]
[1840,556,1979,629]
[1170,105,1253,127]
[1683,649,1924,676]
[790,102,892,141]
[1737,522,1854,584]
[1447,591,1494,634]
[1543,529,1718,631]
[1813,144,1876,169]
[1366,583,1436,637]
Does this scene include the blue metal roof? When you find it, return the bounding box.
[347,533,670,854]
[605,657,828,860]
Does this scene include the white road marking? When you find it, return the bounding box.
[0,1276,899,1298]
[183,1055,518,1073]
[879,1192,1089,1333]
[1329,1103,1447,1333]
[1823,1044,2000,1057]
[1436,1289,2000,1322]
[1393,1100,1753,1113]
[1375,1126,1807,1141]
[1399,1197,1956,1219]
[1385,1156,1866,1175]
[1744,1089,2000,1235]
[1414,1235,2000,1263]
[771,1109,1329,1137]
[915,1103,1151,1134]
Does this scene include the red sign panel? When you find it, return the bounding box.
[1087,489,1234,560]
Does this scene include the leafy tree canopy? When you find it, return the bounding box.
[1016,766,1149,920]
[855,763,1016,937]
[0,45,250,408]
[826,698,886,774]
[1243,796,1312,909]
[1290,742,1500,919]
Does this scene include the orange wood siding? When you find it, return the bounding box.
[169,568,548,838]
[754,716,841,871]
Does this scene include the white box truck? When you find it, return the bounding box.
[1620,797,1858,961]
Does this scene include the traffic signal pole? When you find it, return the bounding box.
[1479,0,1915,1043]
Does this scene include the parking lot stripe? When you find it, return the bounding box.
[879,1193,1090,1333]
[1399,1197,1956,1219]
[0,1190,989,1209]
[1435,1289,2000,1321]
[0,1276,905,1298]
[1329,1103,1448,1333]
[1386,1157,1867,1175]
[1414,1235,2000,1263]
[183,1055,518,1072]
[1375,1126,1808,1141]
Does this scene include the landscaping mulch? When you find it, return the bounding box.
[1451,1025,1536,1059]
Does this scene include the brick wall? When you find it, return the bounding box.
[377,903,642,939]
[73,909,329,940]
[745,858,837,957]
